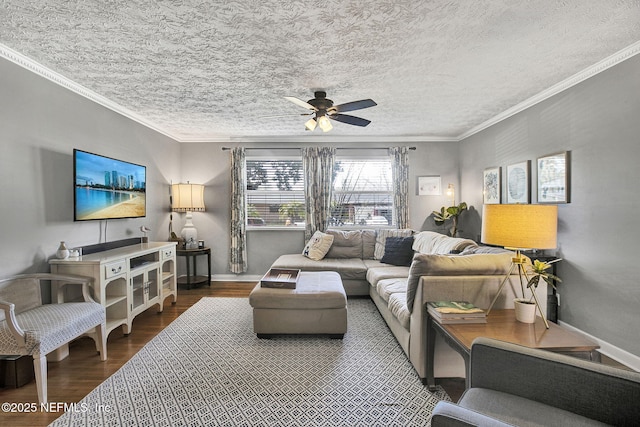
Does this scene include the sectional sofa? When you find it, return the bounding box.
[271,229,547,382]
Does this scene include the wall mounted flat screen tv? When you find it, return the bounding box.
[74,149,146,221]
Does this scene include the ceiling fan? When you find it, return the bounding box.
[284,91,377,132]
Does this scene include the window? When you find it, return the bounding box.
[245,155,395,229]
[246,158,305,227]
[331,158,394,227]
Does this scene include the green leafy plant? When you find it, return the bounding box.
[433,202,467,236]
[526,258,562,294]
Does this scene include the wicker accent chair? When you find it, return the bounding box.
[0,273,107,404]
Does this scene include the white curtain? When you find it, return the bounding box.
[302,147,336,240]
[229,147,247,273]
[389,146,410,229]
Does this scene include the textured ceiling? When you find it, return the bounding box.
[1,1,640,142]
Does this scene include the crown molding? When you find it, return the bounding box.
[176,134,458,143]
[457,41,640,141]
[0,42,182,143]
[3,40,639,145]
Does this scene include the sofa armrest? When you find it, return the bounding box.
[469,337,640,425]
[431,401,513,427]
[408,274,531,381]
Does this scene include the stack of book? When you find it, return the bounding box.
[427,301,487,324]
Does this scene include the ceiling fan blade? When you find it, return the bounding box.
[329,113,371,127]
[331,99,377,113]
[257,113,313,119]
[284,96,317,111]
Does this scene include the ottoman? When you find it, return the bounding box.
[249,271,347,338]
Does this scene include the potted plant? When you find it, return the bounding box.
[514,258,562,323]
[433,202,467,237]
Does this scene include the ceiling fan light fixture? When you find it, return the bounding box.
[318,115,333,132]
[304,117,317,131]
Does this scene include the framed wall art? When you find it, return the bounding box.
[506,160,530,204]
[483,167,501,204]
[537,151,570,203]
[417,176,441,196]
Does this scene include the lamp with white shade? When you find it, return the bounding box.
[481,204,558,328]
[172,183,205,249]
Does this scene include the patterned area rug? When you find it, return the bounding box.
[50,298,449,426]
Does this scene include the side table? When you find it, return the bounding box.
[176,247,211,289]
[426,309,600,390]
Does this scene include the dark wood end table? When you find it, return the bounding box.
[176,247,211,289]
[426,309,600,390]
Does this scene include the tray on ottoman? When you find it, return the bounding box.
[260,268,301,289]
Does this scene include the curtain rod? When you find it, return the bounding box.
[221,146,416,151]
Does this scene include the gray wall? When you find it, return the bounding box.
[459,54,640,358]
[178,141,460,277]
[0,58,180,281]
[4,48,639,362]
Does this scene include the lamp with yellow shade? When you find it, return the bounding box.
[481,204,558,328]
[172,183,206,249]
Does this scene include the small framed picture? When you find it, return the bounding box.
[537,151,570,203]
[417,176,441,196]
[483,167,501,204]
[506,160,530,204]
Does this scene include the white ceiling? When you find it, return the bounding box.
[1,1,640,143]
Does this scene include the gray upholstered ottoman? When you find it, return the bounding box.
[249,271,347,338]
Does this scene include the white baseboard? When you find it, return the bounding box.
[558,320,640,372]
[212,274,261,282]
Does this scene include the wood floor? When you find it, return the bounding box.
[0,282,253,426]
[1,281,626,426]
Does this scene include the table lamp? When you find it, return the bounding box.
[172,183,206,249]
[481,204,558,328]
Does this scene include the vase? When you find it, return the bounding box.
[514,298,536,323]
[56,241,69,259]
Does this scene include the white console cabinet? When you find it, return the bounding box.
[50,242,177,337]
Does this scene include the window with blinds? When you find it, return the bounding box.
[331,158,394,227]
[245,156,394,228]
[246,159,305,227]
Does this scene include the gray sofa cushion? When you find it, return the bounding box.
[405,252,514,312]
[325,230,363,258]
[376,278,407,303]
[387,292,410,329]
[271,254,368,281]
[362,230,377,259]
[364,261,411,287]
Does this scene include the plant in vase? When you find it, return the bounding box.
[515,258,562,324]
[526,258,562,292]
[433,202,467,237]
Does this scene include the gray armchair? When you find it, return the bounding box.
[0,273,107,404]
[432,337,640,426]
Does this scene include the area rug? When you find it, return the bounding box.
[50,298,450,426]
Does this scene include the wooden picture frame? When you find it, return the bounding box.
[506,160,530,204]
[417,176,441,196]
[537,151,570,203]
[483,167,501,204]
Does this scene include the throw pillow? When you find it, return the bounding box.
[374,229,414,259]
[380,236,415,266]
[302,231,334,261]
